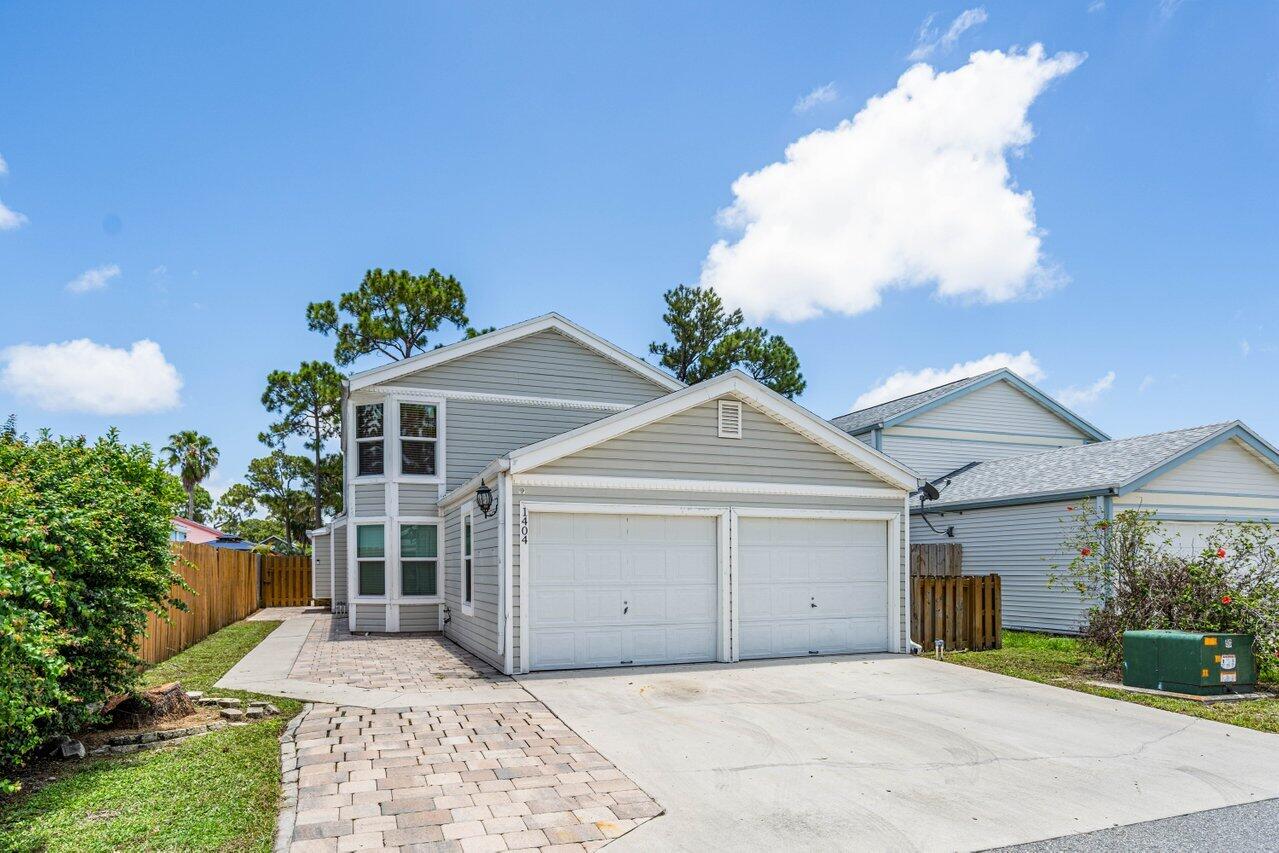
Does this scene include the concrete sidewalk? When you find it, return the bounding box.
[217,613,533,708]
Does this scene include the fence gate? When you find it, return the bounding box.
[912,574,1002,652]
[262,554,312,607]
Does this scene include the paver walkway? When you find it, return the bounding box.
[233,610,661,852]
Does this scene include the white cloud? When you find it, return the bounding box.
[0,151,27,231]
[1240,339,1251,357]
[909,7,989,61]
[852,351,1043,410]
[0,339,182,415]
[1139,374,1156,393]
[1054,371,1115,407]
[1158,0,1184,20]
[1087,0,1106,12]
[794,82,839,114]
[699,44,1084,322]
[65,263,121,294]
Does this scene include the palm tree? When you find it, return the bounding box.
[162,430,220,520]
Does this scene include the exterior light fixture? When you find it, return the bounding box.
[475,481,498,519]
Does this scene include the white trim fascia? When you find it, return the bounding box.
[440,458,510,510]
[347,313,683,393]
[329,522,336,607]
[500,471,513,673]
[514,473,908,499]
[377,384,632,413]
[517,500,731,674]
[508,371,919,490]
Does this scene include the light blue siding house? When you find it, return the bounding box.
[832,372,1279,634]
[310,313,919,674]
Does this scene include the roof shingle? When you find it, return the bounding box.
[832,370,1000,434]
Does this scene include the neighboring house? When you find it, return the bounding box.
[831,368,1108,482]
[310,313,918,675]
[833,374,1279,634]
[910,421,1279,633]
[172,517,256,550]
[171,517,223,544]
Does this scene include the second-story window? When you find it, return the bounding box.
[356,403,384,476]
[400,402,438,476]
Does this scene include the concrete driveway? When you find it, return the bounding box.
[517,655,1279,852]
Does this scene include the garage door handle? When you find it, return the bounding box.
[623,601,629,615]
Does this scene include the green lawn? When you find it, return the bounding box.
[0,620,300,853]
[946,630,1279,734]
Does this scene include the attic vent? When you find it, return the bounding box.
[718,400,743,439]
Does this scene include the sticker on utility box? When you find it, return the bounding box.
[1221,672,1237,683]
[1221,654,1237,670]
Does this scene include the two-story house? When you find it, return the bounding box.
[309,314,919,675]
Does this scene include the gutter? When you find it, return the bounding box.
[909,486,1119,514]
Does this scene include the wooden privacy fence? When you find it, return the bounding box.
[911,542,962,576]
[912,574,1002,652]
[262,554,312,607]
[138,542,259,665]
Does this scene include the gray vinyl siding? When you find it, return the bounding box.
[312,532,332,599]
[399,483,439,515]
[351,483,385,516]
[399,603,440,632]
[509,487,907,671]
[353,602,386,633]
[911,500,1091,634]
[445,399,609,490]
[879,380,1094,481]
[332,523,349,605]
[1115,438,1279,523]
[442,501,503,668]
[537,397,889,488]
[385,329,670,404]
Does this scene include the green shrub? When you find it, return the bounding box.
[1052,501,1279,675]
[0,425,185,790]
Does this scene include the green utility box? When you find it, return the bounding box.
[1122,630,1256,695]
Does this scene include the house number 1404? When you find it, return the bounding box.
[520,506,529,544]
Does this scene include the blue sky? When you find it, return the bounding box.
[1,2,1277,499]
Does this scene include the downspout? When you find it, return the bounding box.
[872,428,883,452]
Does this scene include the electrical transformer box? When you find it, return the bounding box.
[1122,630,1256,696]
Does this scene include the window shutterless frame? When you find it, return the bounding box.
[461,509,474,615]
[399,401,439,477]
[355,402,385,477]
[355,523,386,597]
[399,522,440,598]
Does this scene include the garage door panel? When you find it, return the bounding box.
[738,516,890,659]
[529,511,720,671]
[539,547,578,583]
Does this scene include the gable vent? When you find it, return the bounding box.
[717,400,743,439]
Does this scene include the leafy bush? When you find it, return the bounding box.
[0,425,185,790]
[1052,501,1279,677]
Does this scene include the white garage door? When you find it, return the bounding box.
[737,516,890,658]
[528,512,719,670]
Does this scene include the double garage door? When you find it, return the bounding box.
[527,509,894,671]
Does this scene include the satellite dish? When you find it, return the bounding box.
[921,481,941,501]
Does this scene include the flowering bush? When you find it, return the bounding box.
[1051,500,1279,676]
[0,424,185,790]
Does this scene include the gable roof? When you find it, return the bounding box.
[919,421,1279,511]
[441,370,920,507]
[347,312,683,393]
[832,368,1110,442]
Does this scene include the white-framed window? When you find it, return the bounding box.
[400,522,439,597]
[399,402,438,477]
[356,402,385,476]
[356,523,386,596]
[461,510,474,614]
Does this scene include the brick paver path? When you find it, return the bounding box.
[290,616,512,693]
[283,702,661,852]
[277,618,661,851]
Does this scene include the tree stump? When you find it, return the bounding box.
[108,682,196,728]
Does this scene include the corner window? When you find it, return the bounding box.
[400,524,438,597]
[356,524,385,596]
[399,402,438,476]
[356,403,384,476]
[461,512,474,612]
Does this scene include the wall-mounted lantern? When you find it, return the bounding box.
[475,481,499,519]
